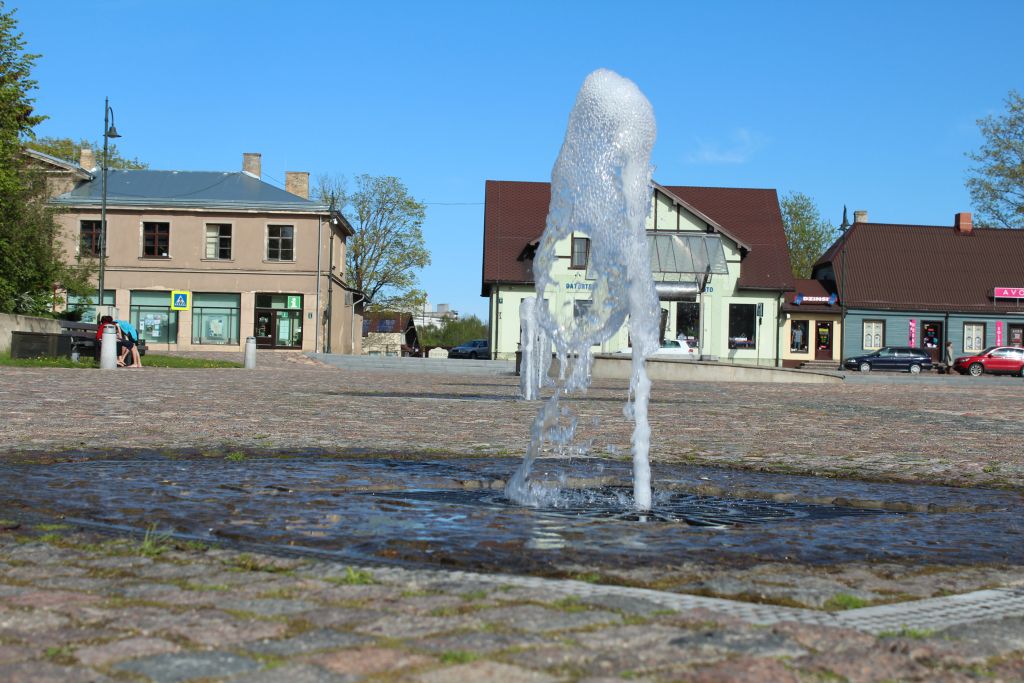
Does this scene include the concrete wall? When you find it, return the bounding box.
[592,354,842,384]
[0,313,62,354]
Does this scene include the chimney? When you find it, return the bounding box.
[285,171,309,199]
[242,152,261,178]
[955,212,973,234]
[79,147,95,170]
[853,210,868,224]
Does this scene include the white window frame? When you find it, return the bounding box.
[964,322,985,353]
[863,320,884,350]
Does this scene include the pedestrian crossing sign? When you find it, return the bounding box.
[171,290,191,311]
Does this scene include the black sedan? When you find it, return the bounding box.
[843,346,933,374]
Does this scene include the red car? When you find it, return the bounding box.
[953,346,1024,377]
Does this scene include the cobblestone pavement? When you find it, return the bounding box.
[1,358,1023,681]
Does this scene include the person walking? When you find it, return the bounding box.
[944,340,954,374]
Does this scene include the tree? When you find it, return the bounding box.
[315,173,430,310]
[781,192,835,279]
[966,90,1024,229]
[417,315,488,348]
[29,136,147,169]
[0,3,92,314]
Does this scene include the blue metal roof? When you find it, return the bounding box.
[51,169,331,212]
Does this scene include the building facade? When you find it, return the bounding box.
[780,279,842,368]
[813,211,1024,362]
[47,152,358,353]
[482,181,794,364]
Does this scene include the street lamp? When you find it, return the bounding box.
[838,206,851,364]
[96,97,121,319]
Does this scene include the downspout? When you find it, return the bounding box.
[315,216,322,354]
[326,231,334,354]
[490,286,498,360]
[775,293,782,368]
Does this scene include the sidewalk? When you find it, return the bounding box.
[1,362,1022,681]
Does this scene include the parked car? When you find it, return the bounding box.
[842,346,933,374]
[953,346,1024,377]
[449,339,490,359]
[617,339,698,357]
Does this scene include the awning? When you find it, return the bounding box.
[648,232,729,275]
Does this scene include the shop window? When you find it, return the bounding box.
[66,290,114,323]
[192,293,240,345]
[130,290,178,344]
[267,225,294,261]
[570,237,590,269]
[143,222,170,258]
[205,224,232,260]
[863,320,884,350]
[790,320,809,353]
[728,304,756,349]
[676,301,699,341]
[964,323,985,353]
[80,220,102,257]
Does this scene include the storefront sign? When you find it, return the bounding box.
[793,293,837,305]
[997,321,1003,345]
[994,287,1024,298]
[564,282,595,291]
[170,290,191,311]
[287,295,302,309]
[908,319,916,346]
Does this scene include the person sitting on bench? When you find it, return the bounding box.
[115,319,142,368]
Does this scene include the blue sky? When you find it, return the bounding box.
[14,1,1024,320]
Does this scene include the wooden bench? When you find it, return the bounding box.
[59,321,148,360]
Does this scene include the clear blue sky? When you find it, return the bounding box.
[14,1,1024,320]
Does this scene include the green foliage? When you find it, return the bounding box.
[823,593,869,610]
[29,136,147,170]
[417,315,488,348]
[966,90,1024,228]
[138,524,172,557]
[781,191,836,279]
[0,5,93,314]
[316,173,430,309]
[440,651,480,664]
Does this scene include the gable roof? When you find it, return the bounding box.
[22,147,93,180]
[814,222,1024,313]
[481,180,794,296]
[50,169,332,213]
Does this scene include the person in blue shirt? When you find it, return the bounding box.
[115,319,142,368]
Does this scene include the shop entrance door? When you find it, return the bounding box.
[1009,325,1024,347]
[920,320,943,361]
[253,309,303,349]
[815,321,833,360]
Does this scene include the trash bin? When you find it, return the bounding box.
[10,331,72,359]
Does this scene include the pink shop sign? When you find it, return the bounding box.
[908,319,916,346]
[997,321,1003,346]
[994,287,1024,298]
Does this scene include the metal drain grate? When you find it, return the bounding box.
[365,488,892,527]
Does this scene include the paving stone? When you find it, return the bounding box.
[230,662,359,682]
[130,609,287,647]
[210,597,319,616]
[74,636,181,667]
[355,613,482,638]
[0,607,71,634]
[113,650,261,682]
[0,660,114,682]
[411,660,564,683]
[415,631,551,654]
[0,644,33,664]
[2,589,102,609]
[244,628,371,656]
[687,656,803,683]
[301,606,388,628]
[309,646,434,676]
[474,605,622,632]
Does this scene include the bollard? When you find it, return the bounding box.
[243,336,257,369]
[99,324,118,369]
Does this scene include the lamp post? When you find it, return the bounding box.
[96,97,121,318]
[838,206,851,364]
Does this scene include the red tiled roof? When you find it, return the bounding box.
[815,222,1024,313]
[481,180,794,296]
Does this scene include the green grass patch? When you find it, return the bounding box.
[877,627,936,639]
[34,523,72,532]
[440,650,480,665]
[0,350,97,368]
[138,354,242,368]
[552,595,587,612]
[824,593,870,611]
[138,524,172,558]
[225,451,247,462]
[0,351,241,369]
[461,590,488,601]
[331,566,377,585]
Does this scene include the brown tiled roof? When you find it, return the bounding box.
[482,181,794,296]
[815,222,1024,313]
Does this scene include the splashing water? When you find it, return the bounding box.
[519,296,553,401]
[506,69,660,511]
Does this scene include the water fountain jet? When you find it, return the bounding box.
[507,68,660,511]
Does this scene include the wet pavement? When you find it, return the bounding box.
[1,355,1023,681]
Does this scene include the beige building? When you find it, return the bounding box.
[45,151,358,353]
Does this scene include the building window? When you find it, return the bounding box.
[191,293,240,345]
[570,237,590,269]
[267,225,294,261]
[80,220,102,257]
[863,320,884,350]
[728,304,756,349]
[573,299,592,320]
[205,224,232,260]
[130,290,178,344]
[964,323,985,353]
[378,318,396,332]
[790,320,809,353]
[66,290,114,323]
[143,222,170,258]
